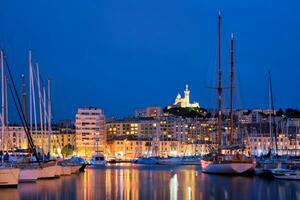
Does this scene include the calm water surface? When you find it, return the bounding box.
[0,164,299,200]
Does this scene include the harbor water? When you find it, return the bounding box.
[0,164,299,200]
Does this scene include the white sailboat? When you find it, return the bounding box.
[0,167,20,187]
[0,50,20,186]
[60,165,72,176]
[200,13,255,175]
[19,166,39,182]
[37,161,57,179]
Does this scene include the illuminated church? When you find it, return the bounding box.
[168,85,200,109]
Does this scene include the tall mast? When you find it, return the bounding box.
[43,86,47,156]
[217,12,222,146]
[21,74,28,124]
[5,77,9,149]
[1,50,4,161]
[30,63,38,152]
[268,72,278,154]
[229,33,234,145]
[47,80,52,156]
[29,50,33,141]
[36,64,44,160]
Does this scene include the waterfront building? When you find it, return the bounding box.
[106,138,211,160]
[32,129,75,156]
[1,125,75,156]
[167,85,200,109]
[2,125,28,150]
[75,107,106,159]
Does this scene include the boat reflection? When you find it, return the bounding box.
[0,164,298,200]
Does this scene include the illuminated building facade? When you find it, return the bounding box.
[168,85,199,109]
[75,107,106,159]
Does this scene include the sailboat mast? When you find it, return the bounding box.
[29,50,33,140]
[1,50,4,161]
[268,72,278,154]
[47,80,51,156]
[43,87,47,156]
[229,33,234,145]
[36,64,44,160]
[21,74,28,123]
[5,77,8,150]
[217,12,222,146]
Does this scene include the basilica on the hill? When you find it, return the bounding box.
[168,85,200,109]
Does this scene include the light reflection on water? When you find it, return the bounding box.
[0,164,299,200]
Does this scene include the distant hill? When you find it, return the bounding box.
[163,106,210,118]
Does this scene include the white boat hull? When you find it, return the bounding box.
[91,160,107,167]
[20,168,39,182]
[158,159,183,165]
[38,164,57,179]
[55,165,62,177]
[273,169,300,180]
[0,168,20,187]
[135,158,159,165]
[61,166,72,176]
[201,160,255,174]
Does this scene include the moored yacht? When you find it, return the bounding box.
[60,165,72,176]
[201,155,255,174]
[37,161,57,179]
[90,153,107,166]
[158,157,183,165]
[272,167,300,180]
[19,165,39,182]
[0,166,20,187]
[200,14,256,175]
[135,156,160,165]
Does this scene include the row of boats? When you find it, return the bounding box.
[132,154,300,180]
[0,158,85,187]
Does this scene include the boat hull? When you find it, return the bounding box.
[55,165,62,177]
[0,168,20,187]
[38,162,57,179]
[273,169,300,180]
[20,168,39,182]
[135,158,159,165]
[60,166,71,176]
[201,160,255,175]
[158,159,183,165]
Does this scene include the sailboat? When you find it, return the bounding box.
[0,50,20,186]
[200,13,255,175]
[255,72,284,177]
[135,136,160,164]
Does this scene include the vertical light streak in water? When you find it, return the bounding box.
[120,169,124,200]
[187,186,192,200]
[170,174,178,200]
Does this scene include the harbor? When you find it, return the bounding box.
[0,164,299,200]
[1,0,300,199]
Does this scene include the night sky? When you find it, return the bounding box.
[1,0,299,121]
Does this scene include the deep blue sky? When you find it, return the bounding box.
[1,0,300,121]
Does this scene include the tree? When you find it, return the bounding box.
[61,144,74,157]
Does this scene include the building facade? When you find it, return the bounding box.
[75,107,106,159]
[168,85,199,109]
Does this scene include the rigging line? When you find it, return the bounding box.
[3,52,40,164]
[8,82,35,152]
